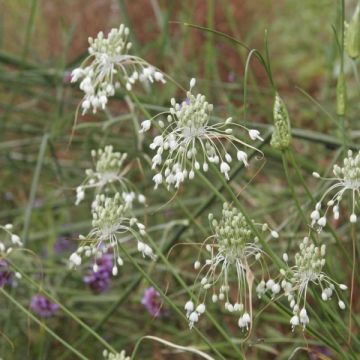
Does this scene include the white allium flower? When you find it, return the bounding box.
[0,224,22,255]
[279,237,347,330]
[185,203,276,330]
[102,349,130,360]
[145,79,263,189]
[69,193,155,274]
[71,24,165,114]
[311,150,360,228]
[75,145,145,207]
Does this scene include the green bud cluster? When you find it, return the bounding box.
[270,93,292,150]
[293,238,325,282]
[209,202,255,257]
[333,149,360,184]
[88,145,127,178]
[345,3,360,60]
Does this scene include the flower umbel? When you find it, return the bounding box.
[69,193,154,275]
[71,24,165,114]
[279,237,347,330]
[75,145,145,206]
[311,150,360,228]
[185,202,277,330]
[143,79,263,189]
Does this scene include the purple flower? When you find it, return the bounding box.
[309,346,333,360]
[141,287,163,317]
[54,236,76,255]
[30,294,59,318]
[0,259,12,287]
[84,253,113,294]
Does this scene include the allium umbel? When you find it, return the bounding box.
[75,145,145,207]
[185,203,278,330]
[142,79,263,189]
[279,237,347,330]
[311,150,360,228]
[71,24,165,114]
[69,193,154,275]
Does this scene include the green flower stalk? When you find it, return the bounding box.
[270,93,292,150]
[345,2,360,60]
[336,72,347,116]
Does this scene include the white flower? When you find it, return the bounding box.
[0,224,22,255]
[311,150,360,228]
[185,203,276,329]
[139,120,151,133]
[75,145,145,207]
[279,237,347,330]
[102,349,130,360]
[69,193,155,274]
[146,79,263,189]
[71,25,165,114]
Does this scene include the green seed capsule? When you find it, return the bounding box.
[336,72,347,116]
[270,92,292,150]
[345,3,360,60]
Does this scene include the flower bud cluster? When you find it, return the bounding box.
[69,193,154,275]
[270,92,292,150]
[143,79,263,189]
[185,203,277,330]
[75,145,145,207]
[103,349,130,360]
[311,150,360,228]
[71,24,165,114]
[279,237,347,330]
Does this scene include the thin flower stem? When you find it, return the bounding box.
[0,288,89,360]
[348,223,356,344]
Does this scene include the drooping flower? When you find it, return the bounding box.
[141,287,163,317]
[102,349,130,360]
[84,253,113,293]
[71,24,165,114]
[30,294,59,318]
[75,145,145,206]
[311,150,360,228]
[141,79,263,189]
[185,202,278,330]
[69,193,155,275]
[279,237,347,330]
[0,223,22,255]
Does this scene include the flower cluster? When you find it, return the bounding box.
[30,294,59,318]
[141,287,163,317]
[75,145,145,207]
[84,253,113,293]
[0,223,22,255]
[69,193,154,275]
[185,202,278,330]
[279,237,347,330]
[141,79,263,189]
[311,149,360,228]
[102,350,130,360]
[71,24,165,114]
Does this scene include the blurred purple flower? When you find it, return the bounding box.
[30,294,59,318]
[54,236,76,255]
[309,346,333,360]
[0,259,12,287]
[141,287,163,317]
[63,70,72,84]
[84,253,113,294]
